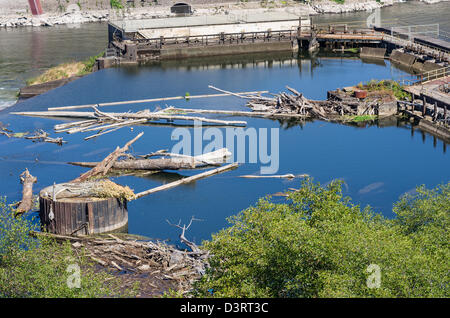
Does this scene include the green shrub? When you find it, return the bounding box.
[80,51,105,75]
[193,180,449,298]
[364,79,411,100]
[0,198,136,298]
[110,0,123,9]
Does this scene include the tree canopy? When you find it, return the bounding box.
[194,180,449,298]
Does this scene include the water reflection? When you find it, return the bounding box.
[0,35,448,243]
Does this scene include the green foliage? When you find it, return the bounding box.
[193,180,449,298]
[346,48,359,54]
[332,0,345,4]
[162,289,184,298]
[0,198,136,298]
[110,0,123,9]
[364,79,411,101]
[347,115,377,122]
[80,51,105,75]
[393,183,449,252]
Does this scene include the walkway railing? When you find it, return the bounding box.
[397,66,450,86]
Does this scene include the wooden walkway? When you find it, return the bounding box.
[404,75,450,107]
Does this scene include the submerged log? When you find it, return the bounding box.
[15,169,37,216]
[238,174,309,179]
[135,163,238,199]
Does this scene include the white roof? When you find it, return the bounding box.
[110,12,306,33]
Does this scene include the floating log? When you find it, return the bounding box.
[69,148,231,171]
[208,85,275,102]
[238,173,309,179]
[70,158,202,171]
[46,90,269,111]
[11,110,247,127]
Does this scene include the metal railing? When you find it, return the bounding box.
[397,66,450,86]
[419,66,450,83]
[383,34,450,61]
[134,29,297,48]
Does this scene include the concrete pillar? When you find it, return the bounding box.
[422,96,426,116]
[124,44,137,61]
[28,0,43,15]
[433,102,438,121]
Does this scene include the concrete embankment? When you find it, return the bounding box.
[2,0,437,28]
[360,47,387,59]
[19,76,83,99]
[389,49,447,73]
[160,41,297,60]
[418,117,450,143]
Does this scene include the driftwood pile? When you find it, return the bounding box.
[0,124,66,145]
[34,231,208,295]
[245,86,378,120]
[39,132,237,202]
[14,105,247,141]
[10,85,382,140]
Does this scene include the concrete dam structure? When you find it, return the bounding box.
[106,12,310,63]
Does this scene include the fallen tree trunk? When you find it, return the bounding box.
[15,169,37,216]
[69,148,232,171]
[69,158,198,171]
[47,90,269,111]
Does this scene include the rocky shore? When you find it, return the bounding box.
[1,0,447,29]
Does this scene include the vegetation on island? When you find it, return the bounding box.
[357,79,411,101]
[26,52,104,86]
[193,180,449,298]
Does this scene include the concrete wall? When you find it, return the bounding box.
[418,118,450,143]
[390,50,416,67]
[359,47,386,59]
[139,20,304,38]
[378,101,397,116]
[0,0,256,14]
[160,41,296,59]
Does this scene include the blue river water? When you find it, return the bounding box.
[1,53,448,246]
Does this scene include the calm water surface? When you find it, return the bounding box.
[0,1,449,245]
[1,54,448,245]
[1,1,450,109]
